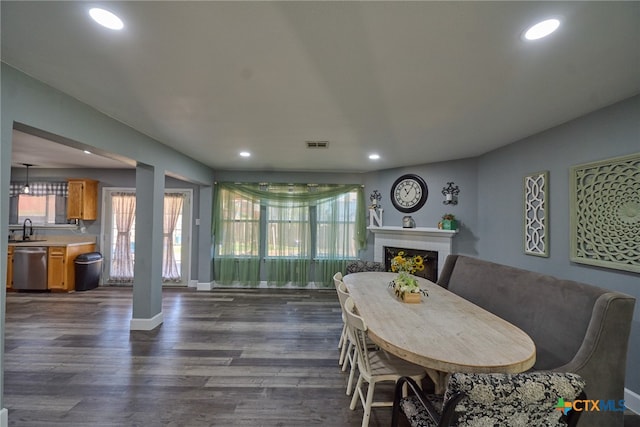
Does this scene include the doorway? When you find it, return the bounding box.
[101,188,192,286]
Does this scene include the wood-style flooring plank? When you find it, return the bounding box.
[5,287,639,427]
[4,287,389,426]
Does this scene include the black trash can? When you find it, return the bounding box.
[74,252,103,291]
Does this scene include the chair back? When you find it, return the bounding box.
[343,297,372,375]
[444,372,586,427]
[333,271,343,287]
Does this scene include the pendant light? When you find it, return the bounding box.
[22,163,33,194]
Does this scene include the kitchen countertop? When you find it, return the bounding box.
[7,235,96,247]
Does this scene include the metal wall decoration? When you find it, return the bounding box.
[441,182,460,205]
[524,171,549,257]
[570,153,640,273]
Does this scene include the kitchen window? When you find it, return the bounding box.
[9,181,68,225]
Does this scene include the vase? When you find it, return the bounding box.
[391,272,422,303]
[401,292,421,304]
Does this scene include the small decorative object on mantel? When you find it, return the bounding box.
[388,251,428,303]
[441,182,460,205]
[402,215,416,228]
[369,190,384,227]
[369,190,382,209]
[438,213,458,230]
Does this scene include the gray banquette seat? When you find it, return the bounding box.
[436,255,636,427]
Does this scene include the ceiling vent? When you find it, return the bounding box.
[306,141,329,149]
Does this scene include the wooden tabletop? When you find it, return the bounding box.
[343,272,536,374]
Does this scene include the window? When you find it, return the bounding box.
[267,204,310,257]
[217,191,260,257]
[214,183,365,286]
[17,195,57,225]
[10,181,68,225]
[316,191,358,259]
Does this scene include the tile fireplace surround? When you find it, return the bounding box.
[368,226,458,280]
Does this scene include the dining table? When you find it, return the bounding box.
[342,272,536,393]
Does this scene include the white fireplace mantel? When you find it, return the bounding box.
[368,226,458,276]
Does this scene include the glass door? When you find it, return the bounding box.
[101,188,192,286]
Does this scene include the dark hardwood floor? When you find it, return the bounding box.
[4,287,639,427]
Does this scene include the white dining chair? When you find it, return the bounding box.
[343,296,427,427]
[333,271,347,358]
[336,280,359,395]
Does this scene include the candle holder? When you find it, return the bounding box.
[441,182,460,205]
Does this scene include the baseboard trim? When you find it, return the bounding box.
[196,281,214,291]
[625,388,640,414]
[130,312,163,331]
[203,280,331,290]
[1,407,8,427]
[188,279,198,288]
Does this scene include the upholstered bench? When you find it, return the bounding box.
[436,255,636,427]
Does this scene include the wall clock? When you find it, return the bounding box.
[390,174,428,213]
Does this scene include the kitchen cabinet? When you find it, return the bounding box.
[47,244,96,292]
[67,179,99,220]
[6,246,13,289]
[47,246,66,291]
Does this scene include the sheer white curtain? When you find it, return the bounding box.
[162,193,184,282]
[111,192,136,282]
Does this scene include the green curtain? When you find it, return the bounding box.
[213,182,366,287]
[315,190,361,285]
[213,185,261,285]
[265,203,311,286]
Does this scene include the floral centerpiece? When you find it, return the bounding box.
[389,251,428,302]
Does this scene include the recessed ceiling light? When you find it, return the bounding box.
[239,151,251,157]
[83,150,92,154]
[89,8,124,30]
[523,18,560,41]
[369,154,380,160]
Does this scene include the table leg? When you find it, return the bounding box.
[425,368,449,394]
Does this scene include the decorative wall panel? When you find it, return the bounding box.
[524,171,549,257]
[570,153,640,273]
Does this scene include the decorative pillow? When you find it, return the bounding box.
[400,394,444,427]
[444,372,585,427]
[345,260,386,274]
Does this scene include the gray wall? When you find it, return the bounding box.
[476,95,640,395]
[361,157,479,260]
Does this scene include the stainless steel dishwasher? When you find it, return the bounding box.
[13,247,48,290]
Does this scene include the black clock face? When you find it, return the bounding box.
[390,174,428,213]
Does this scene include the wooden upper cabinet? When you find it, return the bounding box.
[67,179,99,220]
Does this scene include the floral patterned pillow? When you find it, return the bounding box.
[400,372,585,427]
[345,260,385,274]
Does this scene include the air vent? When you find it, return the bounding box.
[306,141,329,149]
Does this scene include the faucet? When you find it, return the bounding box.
[22,218,33,241]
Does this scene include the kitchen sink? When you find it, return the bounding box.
[8,239,48,243]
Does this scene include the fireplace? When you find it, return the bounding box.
[384,246,438,283]
[368,226,458,282]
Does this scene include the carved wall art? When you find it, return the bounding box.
[524,171,549,257]
[570,153,640,273]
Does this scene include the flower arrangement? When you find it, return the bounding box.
[390,250,425,274]
[389,251,427,299]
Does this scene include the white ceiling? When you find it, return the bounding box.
[3,1,639,172]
